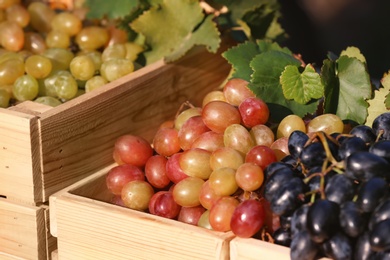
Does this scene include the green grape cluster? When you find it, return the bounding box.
[0,0,144,108]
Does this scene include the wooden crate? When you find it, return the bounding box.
[0,198,57,260]
[230,237,331,260]
[230,237,290,260]
[0,45,231,206]
[49,165,235,260]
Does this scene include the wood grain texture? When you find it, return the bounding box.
[0,198,56,260]
[50,166,234,260]
[0,109,42,205]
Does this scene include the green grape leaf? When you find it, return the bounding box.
[386,93,390,109]
[130,0,220,64]
[340,46,366,64]
[164,15,220,62]
[84,0,140,19]
[280,64,324,105]
[321,59,339,115]
[366,73,390,126]
[329,56,371,124]
[222,41,260,81]
[248,50,318,121]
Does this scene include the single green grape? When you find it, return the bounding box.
[13,74,39,101]
[0,88,10,107]
[45,30,70,49]
[45,70,78,100]
[34,96,62,107]
[78,50,102,74]
[69,55,95,81]
[85,75,107,92]
[39,77,57,97]
[100,58,134,82]
[43,47,74,71]
[101,43,126,62]
[25,54,52,79]
[0,58,24,85]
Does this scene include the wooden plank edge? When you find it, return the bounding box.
[49,164,115,237]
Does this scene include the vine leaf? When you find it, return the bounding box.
[280,64,324,105]
[130,0,220,64]
[366,72,390,126]
[337,56,371,124]
[222,41,259,81]
[84,0,139,19]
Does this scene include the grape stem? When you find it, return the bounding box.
[301,131,348,200]
[174,101,195,119]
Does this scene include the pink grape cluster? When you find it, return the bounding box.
[106,78,286,238]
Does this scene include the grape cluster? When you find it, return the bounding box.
[266,112,390,259]
[0,0,143,108]
[107,78,282,238]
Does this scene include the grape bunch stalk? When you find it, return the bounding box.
[266,112,390,259]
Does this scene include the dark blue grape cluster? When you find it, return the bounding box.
[264,112,390,260]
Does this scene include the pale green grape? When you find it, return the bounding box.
[34,96,62,107]
[45,30,70,49]
[51,11,81,36]
[0,58,24,85]
[85,76,107,92]
[43,47,74,71]
[39,78,56,97]
[27,1,55,33]
[69,55,95,81]
[0,88,10,107]
[101,43,126,62]
[75,26,109,51]
[6,4,30,28]
[78,50,102,74]
[100,58,134,82]
[45,70,78,100]
[13,74,39,101]
[25,54,52,79]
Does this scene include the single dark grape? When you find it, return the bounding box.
[291,204,309,237]
[370,219,390,252]
[374,251,390,260]
[325,173,356,205]
[279,213,292,230]
[288,130,309,160]
[370,140,390,163]
[372,112,390,140]
[306,199,340,243]
[273,227,291,247]
[355,231,377,260]
[263,166,295,201]
[263,161,293,180]
[299,142,327,169]
[356,177,389,213]
[290,230,319,260]
[339,201,368,237]
[344,151,390,182]
[338,136,368,160]
[350,124,377,145]
[270,177,305,216]
[321,231,353,260]
[369,198,390,230]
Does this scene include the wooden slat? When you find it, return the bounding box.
[0,198,52,260]
[50,167,234,260]
[230,237,290,260]
[0,109,42,205]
